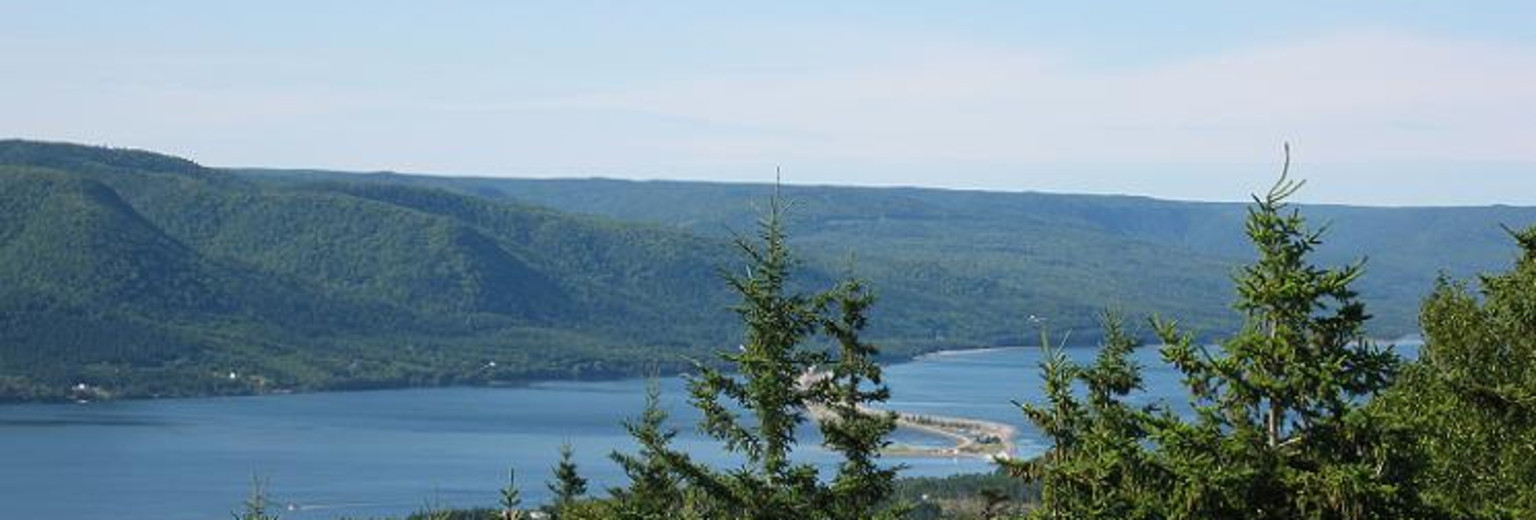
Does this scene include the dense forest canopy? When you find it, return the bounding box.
[2,139,1533,402]
[243,167,1536,339]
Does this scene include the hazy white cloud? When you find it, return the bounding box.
[524,31,1536,167]
[2,25,1533,205]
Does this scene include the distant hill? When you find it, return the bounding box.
[3,140,1531,401]
[241,169,1536,344]
[0,141,746,401]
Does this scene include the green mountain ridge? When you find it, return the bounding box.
[2,140,1532,401]
[243,169,1536,340]
[0,141,744,401]
[245,172,1250,340]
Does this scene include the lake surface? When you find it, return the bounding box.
[0,341,1418,520]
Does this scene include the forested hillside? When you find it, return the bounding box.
[0,141,1228,402]
[3,140,1531,402]
[243,170,1536,340]
[0,141,743,401]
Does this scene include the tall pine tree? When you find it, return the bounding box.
[1150,146,1420,518]
[496,469,524,520]
[680,190,828,518]
[545,442,587,518]
[1011,147,1429,519]
[810,278,907,520]
[607,379,687,519]
[1004,312,1167,520]
[672,187,903,519]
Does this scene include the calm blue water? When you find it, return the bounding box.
[0,341,1418,520]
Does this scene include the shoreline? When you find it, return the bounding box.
[798,370,1017,460]
[2,337,1423,406]
[912,346,1027,361]
[2,343,1013,406]
[887,411,1018,460]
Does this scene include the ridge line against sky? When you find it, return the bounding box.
[228,164,1535,210]
[2,1,1533,206]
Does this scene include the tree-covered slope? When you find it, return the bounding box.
[248,173,1536,338]
[245,173,1247,344]
[0,141,747,401]
[7,140,1531,402]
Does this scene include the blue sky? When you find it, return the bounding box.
[3,1,1534,205]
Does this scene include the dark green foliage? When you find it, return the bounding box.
[1378,226,1536,518]
[546,443,587,517]
[0,140,740,401]
[606,380,687,519]
[811,278,907,519]
[0,139,204,176]
[1148,159,1423,519]
[1010,153,1438,519]
[244,170,1246,348]
[5,139,1531,401]
[1003,312,1166,519]
[892,472,1036,520]
[679,194,829,519]
[1148,163,1420,518]
[252,168,1536,344]
[663,191,904,519]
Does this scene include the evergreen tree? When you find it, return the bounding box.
[679,191,829,518]
[1150,148,1420,518]
[1003,312,1166,519]
[810,278,907,519]
[608,379,687,519]
[495,469,523,520]
[1379,225,1536,518]
[233,476,279,520]
[546,442,587,517]
[600,187,903,519]
[1008,147,1430,519]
